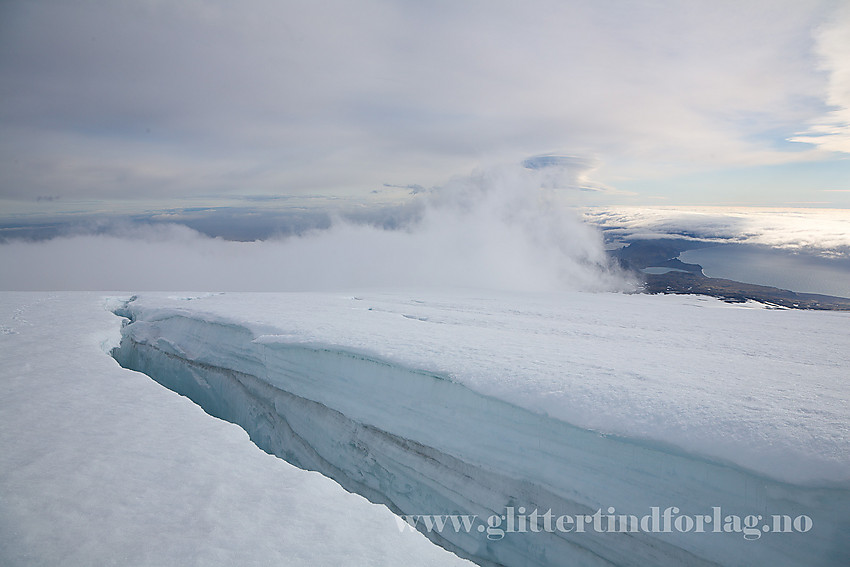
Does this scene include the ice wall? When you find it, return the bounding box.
[111,300,850,567]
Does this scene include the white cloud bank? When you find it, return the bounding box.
[0,165,630,291]
[586,206,850,254]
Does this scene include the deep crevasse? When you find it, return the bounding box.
[111,298,850,567]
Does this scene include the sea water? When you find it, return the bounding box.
[680,244,850,298]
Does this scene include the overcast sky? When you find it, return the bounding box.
[2,0,849,212]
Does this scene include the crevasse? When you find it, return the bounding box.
[110,299,850,567]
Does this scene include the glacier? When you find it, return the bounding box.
[0,293,471,567]
[110,291,850,566]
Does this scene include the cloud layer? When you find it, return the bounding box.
[586,206,850,255]
[0,164,631,291]
[1,0,846,204]
[790,3,850,153]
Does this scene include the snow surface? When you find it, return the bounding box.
[125,289,850,486]
[4,289,848,566]
[0,292,471,567]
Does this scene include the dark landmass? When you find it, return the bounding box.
[0,203,423,243]
[610,238,850,311]
[610,238,711,274]
[640,271,850,311]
